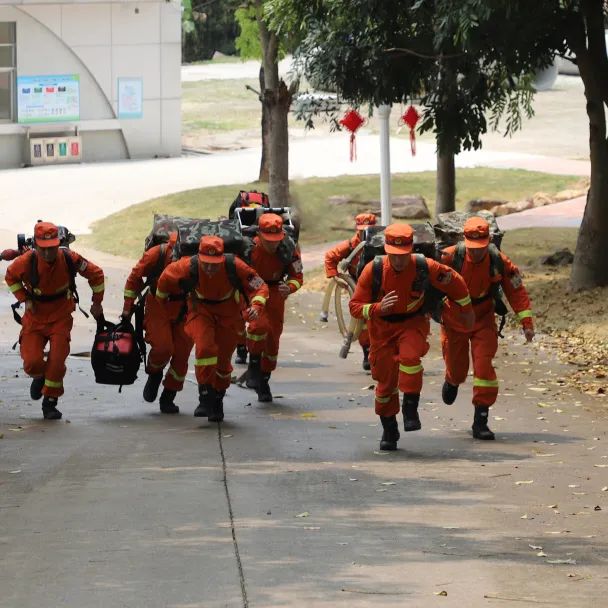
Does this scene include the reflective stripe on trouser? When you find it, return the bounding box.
[440,321,499,407]
[20,314,73,398]
[246,288,285,373]
[368,315,430,416]
[374,388,399,417]
[185,304,240,392]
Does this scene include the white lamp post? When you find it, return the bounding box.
[377,104,392,225]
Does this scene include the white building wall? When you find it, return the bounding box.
[0,0,181,168]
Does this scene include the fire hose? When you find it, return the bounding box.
[319,241,366,359]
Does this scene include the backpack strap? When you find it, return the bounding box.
[412,253,430,292]
[62,248,79,303]
[370,255,384,302]
[451,242,466,274]
[225,253,249,306]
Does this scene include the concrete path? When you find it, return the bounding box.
[497,196,586,230]
[1,280,607,607]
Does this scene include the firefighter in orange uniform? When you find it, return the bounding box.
[245,213,303,402]
[349,223,474,451]
[440,217,534,440]
[122,233,193,414]
[325,213,377,370]
[155,235,269,421]
[5,222,105,420]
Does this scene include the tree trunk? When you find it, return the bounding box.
[568,0,608,290]
[258,66,270,183]
[435,149,456,217]
[267,80,292,205]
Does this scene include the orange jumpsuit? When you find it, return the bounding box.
[5,249,105,398]
[156,256,269,393]
[123,241,193,392]
[350,255,472,417]
[325,234,370,348]
[246,238,304,373]
[441,247,533,407]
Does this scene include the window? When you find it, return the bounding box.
[0,22,16,121]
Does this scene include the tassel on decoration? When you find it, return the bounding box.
[399,106,420,156]
[339,109,365,162]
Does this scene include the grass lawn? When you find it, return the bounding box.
[84,168,582,259]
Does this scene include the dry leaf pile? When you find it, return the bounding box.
[522,266,608,399]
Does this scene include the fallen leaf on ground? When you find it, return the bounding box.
[529,544,543,550]
[300,413,316,419]
[434,591,448,596]
[295,512,309,518]
[380,481,396,486]
[515,480,534,485]
[547,558,577,565]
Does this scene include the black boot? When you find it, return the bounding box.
[194,384,214,417]
[30,376,44,401]
[235,344,248,365]
[159,389,179,414]
[379,415,400,450]
[442,381,458,405]
[472,406,495,440]
[257,373,273,403]
[246,355,261,390]
[362,346,371,371]
[143,372,163,403]
[402,393,421,432]
[208,388,224,422]
[42,396,62,420]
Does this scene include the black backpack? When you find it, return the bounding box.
[179,253,248,306]
[11,248,86,326]
[449,241,509,336]
[370,254,444,322]
[91,318,143,391]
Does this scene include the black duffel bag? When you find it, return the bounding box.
[91,317,143,390]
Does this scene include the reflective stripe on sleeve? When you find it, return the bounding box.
[8,282,23,293]
[455,295,472,307]
[195,356,218,366]
[251,295,267,306]
[473,377,499,388]
[362,304,372,320]
[156,290,169,299]
[91,282,105,294]
[124,289,138,299]
[517,310,533,320]
[287,279,301,290]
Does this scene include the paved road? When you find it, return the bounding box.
[1,278,607,606]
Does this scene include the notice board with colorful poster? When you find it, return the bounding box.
[117,77,143,119]
[17,74,80,124]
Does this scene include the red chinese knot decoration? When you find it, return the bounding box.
[400,105,420,156]
[339,108,365,162]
